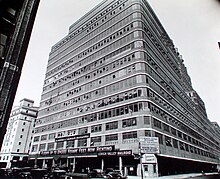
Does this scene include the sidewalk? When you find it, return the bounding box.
[127,172,219,179]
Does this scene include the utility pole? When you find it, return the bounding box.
[139,142,144,179]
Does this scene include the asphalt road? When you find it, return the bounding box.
[0,173,219,179]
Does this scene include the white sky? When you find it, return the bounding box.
[14,0,220,124]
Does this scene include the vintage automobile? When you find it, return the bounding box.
[0,168,12,177]
[105,170,127,179]
[18,171,32,179]
[31,168,48,179]
[47,169,66,179]
[88,169,106,178]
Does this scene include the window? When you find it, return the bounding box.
[0,33,7,57]
[67,140,75,148]
[67,130,76,136]
[177,131,182,138]
[106,121,118,130]
[47,143,54,150]
[56,141,64,149]
[122,118,137,128]
[20,135,23,139]
[18,142,21,145]
[32,145,38,152]
[144,116,150,125]
[57,131,65,137]
[173,139,178,148]
[41,135,47,141]
[77,138,87,147]
[145,130,151,137]
[183,134,188,140]
[33,136,40,142]
[106,134,118,141]
[91,136,101,145]
[165,136,172,147]
[122,131,137,139]
[144,165,148,172]
[91,124,102,133]
[171,128,176,135]
[188,136,192,142]
[39,144,46,151]
[49,133,56,139]
[163,123,170,132]
[21,128,24,132]
[78,127,88,135]
[155,132,163,144]
[153,164,157,173]
[153,118,161,128]
[179,141,185,150]
[185,143,189,151]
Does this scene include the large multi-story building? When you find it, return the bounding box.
[0,0,40,148]
[0,99,38,168]
[30,0,220,177]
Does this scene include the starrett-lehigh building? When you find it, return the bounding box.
[29,0,220,177]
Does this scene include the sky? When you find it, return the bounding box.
[14,0,220,124]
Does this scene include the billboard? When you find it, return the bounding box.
[139,137,159,154]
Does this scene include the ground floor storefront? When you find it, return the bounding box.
[29,148,218,178]
[30,149,141,176]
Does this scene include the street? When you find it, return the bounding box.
[0,173,220,179]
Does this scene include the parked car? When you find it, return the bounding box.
[59,175,72,179]
[0,168,12,177]
[88,169,106,178]
[105,170,127,179]
[10,167,32,178]
[18,171,32,179]
[59,172,88,179]
[48,169,66,179]
[30,168,48,179]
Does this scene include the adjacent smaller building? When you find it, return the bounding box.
[0,99,38,168]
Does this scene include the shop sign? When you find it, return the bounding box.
[40,151,50,155]
[55,133,90,142]
[68,148,78,154]
[117,150,132,156]
[40,145,114,156]
[98,152,117,156]
[87,147,96,153]
[58,149,67,155]
[96,146,114,152]
[40,149,68,155]
[142,154,157,163]
[139,137,159,154]
[97,150,132,157]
